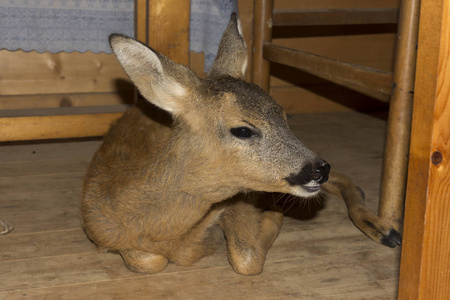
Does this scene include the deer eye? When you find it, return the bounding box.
[230,126,258,139]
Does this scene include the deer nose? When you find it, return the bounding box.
[309,162,330,184]
[285,160,330,186]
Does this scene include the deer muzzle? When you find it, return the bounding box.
[284,160,330,193]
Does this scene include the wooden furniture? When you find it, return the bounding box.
[251,0,420,232]
[399,0,450,298]
[0,0,190,142]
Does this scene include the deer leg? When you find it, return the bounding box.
[323,171,402,248]
[219,199,283,275]
[119,249,168,273]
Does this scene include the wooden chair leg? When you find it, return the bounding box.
[251,0,273,92]
[378,0,421,230]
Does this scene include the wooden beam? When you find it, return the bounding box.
[263,43,393,99]
[0,106,127,142]
[272,8,399,27]
[251,0,273,92]
[135,0,148,44]
[147,0,190,66]
[398,0,450,298]
[0,92,134,110]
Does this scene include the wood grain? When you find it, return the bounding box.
[378,0,420,230]
[0,92,133,110]
[0,108,124,141]
[0,50,130,96]
[250,0,399,103]
[147,0,190,66]
[418,0,450,297]
[135,0,148,44]
[263,43,393,98]
[251,0,273,91]
[272,8,399,26]
[271,85,389,114]
[398,0,450,298]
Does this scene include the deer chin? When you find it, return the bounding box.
[288,181,322,198]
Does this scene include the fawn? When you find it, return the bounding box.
[81,13,401,275]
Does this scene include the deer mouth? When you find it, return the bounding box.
[284,181,322,198]
[284,177,322,193]
[301,183,321,193]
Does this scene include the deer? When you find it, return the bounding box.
[81,13,402,276]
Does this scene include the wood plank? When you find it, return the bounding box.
[0,92,134,110]
[2,189,81,217]
[270,33,397,84]
[147,0,190,66]
[411,0,450,298]
[1,171,84,194]
[0,105,128,118]
[0,173,85,234]
[263,43,393,98]
[1,209,81,235]
[0,249,398,298]
[0,50,130,96]
[1,277,397,299]
[0,140,100,163]
[0,106,127,142]
[0,229,95,262]
[0,113,121,141]
[0,252,133,292]
[0,159,89,177]
[272,8,399,26]
[398,0,449,298]
[274,0,399,10]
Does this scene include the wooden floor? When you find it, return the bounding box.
[0,112,401,299]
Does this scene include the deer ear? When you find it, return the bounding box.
[209,13,248,79]
[110,34,192,115]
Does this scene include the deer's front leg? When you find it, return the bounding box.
[119,249,169,273]
[323,171,402,248]
[220,199,283,275]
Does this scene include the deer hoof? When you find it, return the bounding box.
[380,229,402,248]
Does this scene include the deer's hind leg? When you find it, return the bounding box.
[323,171,402,248]
[219,194,283,275]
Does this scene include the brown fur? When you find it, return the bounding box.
[81,13,400,276]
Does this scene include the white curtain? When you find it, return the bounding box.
[0,0,134,53]
[0,0,238,71]
[190,0,238,71]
